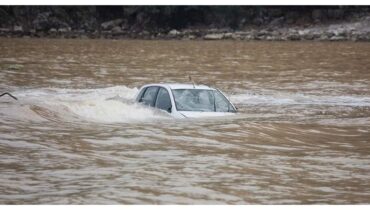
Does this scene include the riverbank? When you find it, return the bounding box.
[1,6,370,41]
[1,16,370,41]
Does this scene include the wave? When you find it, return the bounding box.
[9,86,171,124]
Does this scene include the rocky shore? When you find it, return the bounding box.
[1,6,370,41]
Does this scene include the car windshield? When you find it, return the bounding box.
[172,89,235,112]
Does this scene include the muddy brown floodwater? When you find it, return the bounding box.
[0,38,370,204]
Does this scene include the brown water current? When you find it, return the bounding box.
[0,38,370,204]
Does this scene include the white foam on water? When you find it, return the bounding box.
[11,86,171,123]
[59,99,169,123]
[230,91,370,107]
[15,85,138,102]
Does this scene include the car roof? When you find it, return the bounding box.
[143,83,214,90]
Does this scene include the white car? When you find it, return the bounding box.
[135,83,237,118]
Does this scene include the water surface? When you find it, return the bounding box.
[0,38,370,204]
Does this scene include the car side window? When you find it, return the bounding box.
[140,86,159,107]
[136,88,146,102]
[155,88,172,112]
[214,90,234,112]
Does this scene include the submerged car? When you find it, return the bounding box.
[135,83,237,118]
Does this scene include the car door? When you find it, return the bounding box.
[140,86,159,107]
[155,87,172,113]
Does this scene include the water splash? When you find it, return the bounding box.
[9,86,171,123]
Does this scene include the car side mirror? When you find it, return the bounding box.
[167,106,172,113]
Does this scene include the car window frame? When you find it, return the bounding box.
[139,86,160,107]
[215,89,237,113]
[154,87,172,112]
[136,87,147,102]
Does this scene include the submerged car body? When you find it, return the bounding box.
[135,83,237,118]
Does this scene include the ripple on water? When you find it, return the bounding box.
[1,40,370,204]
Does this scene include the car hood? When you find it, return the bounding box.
[178,111,235,118]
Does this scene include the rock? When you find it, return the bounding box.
[13,26,23,32]
[325,31,335,38]
[142,30,150,36]
[58,28,69,33]
[168,29,180,36]
[101,19,123,30]
[330,36,346,41]
[48,28,57,38]
[332,28,346,36]
[101,30,112,35]
[181,29,191,35]
[121,24,128,30]
[36,31,45,38]
[257,30,268,36]
[231,33,242,40]
[203,33,224,40]
[319,34,329,41]
[0,28,10,32]
[235,31,250,36]
[223,32,233,39]
[188,35,196,40]
[137,30,150,38]
[49,28,57,33]
[155,32,162,38]
[112,26,122,34]
[271,30,281,36]
[350,32,360,41]
[244,35,255,40]
[310,31,322,40]
[298,29,310,36]
[287,33,300,41]
[352,33,370,41]
[303,33,314,40]
[77,29,85,34]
